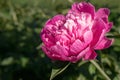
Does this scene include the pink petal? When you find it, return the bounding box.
[84,31,93,44]
[70,2,95,19]
[50,45,68,60]
[68,56,78,63]
[91,19,106,47]
[45,14,65,25]
[96,8,110,17]
[96,8,110,23]
[41,45,53,59]
[77,47,90,60]
[70,39,85,56]
[94,37,114,50]
[83,49,97,60]
[40,30,56,47]
[95,8,113,32]
[69,47,90,63]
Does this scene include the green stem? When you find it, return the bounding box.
[90,60,111,80]
[78,61,88,67]
[50,62,71,80]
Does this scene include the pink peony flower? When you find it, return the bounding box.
[40,2,113,63]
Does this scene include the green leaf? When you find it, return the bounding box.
[89,64,96,75]
[20,57,29,67]
[113,74,120,80]
[50,61,71,80]
[1,57,14,66]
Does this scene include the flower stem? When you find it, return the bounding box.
[50,62,71,80]
[90,60,111,80]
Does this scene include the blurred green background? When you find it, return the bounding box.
[0,0,120,80]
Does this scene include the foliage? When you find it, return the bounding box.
[0,0,120,80]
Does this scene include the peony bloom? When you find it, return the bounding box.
[40,2,113,63]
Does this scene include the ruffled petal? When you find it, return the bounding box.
[96,8,110,23]
[41,15,66,47]
[41,45,53,59]
[94,37,114,50]
[83,48,97,60]
[70,39,85,56]
[45,14,65,26]
[77,47,90,60]
[70,2,95,19]
[91,19,106,47]
[95,8,113,32]
[50,45,68,60]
